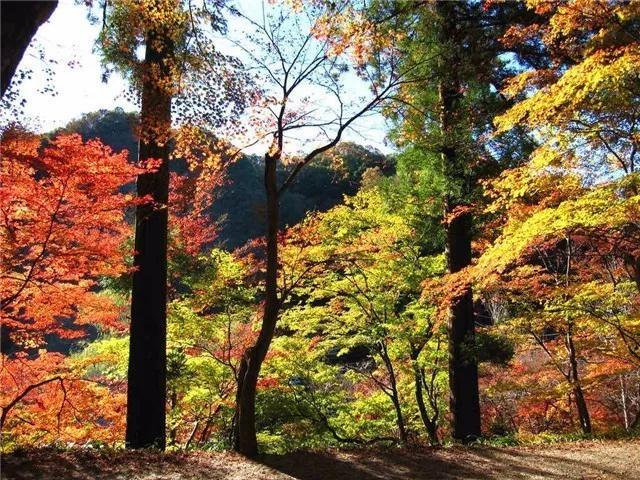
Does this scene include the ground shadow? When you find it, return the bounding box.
[260,444,634,480]
[2,441,636,480]
[1,448,227,480]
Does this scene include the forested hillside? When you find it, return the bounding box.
[53,108,393,249]
[1,1,639,478]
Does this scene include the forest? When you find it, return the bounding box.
[1,1,640,479]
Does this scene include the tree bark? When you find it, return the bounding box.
[565,327,592,434]
[445,217,481,442]
[1,1,57,97]
[126,28,173,450]
[390,391,408,445]
[436,0,481,443]
[410,347,439,445]
[620,374,629,431]
[572,385,592,435]
[233,152,280,456]
[379,340,408,445]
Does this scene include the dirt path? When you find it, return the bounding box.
[2,440,639,479]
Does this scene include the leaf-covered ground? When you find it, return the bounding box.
[2,440,639,480]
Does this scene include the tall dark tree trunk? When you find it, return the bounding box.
[436,0,481,443]
[126,29,173,450]
[233,152,280,456]
[445,215,481,441]
[1,0,57,97]
[565,327,592,434]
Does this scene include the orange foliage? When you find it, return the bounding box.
[0,353,125,446]
[1,130,146,346]
[0,130,141,447]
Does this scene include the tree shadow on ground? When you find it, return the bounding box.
[2,442,636,480]
[1,448,226,480]
[260,444,631,480]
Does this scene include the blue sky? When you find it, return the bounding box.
[3,0,392,155]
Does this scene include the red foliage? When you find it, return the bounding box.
[0,130,139,446]
[169,172,218,256]
[0,353,126,445]
[1,130,145,345]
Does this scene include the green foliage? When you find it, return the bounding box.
[272,186,449,446]
[468,331,515,366]
[74,335,129,381]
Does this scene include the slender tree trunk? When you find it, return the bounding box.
[565,327,592,434]
[631,381,640,430]
[168,390,178,447]
[233,153,280,456]
[410,348,439,445]
[390,392,408,445]
[620,374,629,431]
[1,1,57,97]
[184,420,199,450]
[126,28,173,450]
[413,364,439,445]
[436,0,481,443]
[199,414,214,446]
[379,340,407,445]
[572,386,591,435]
